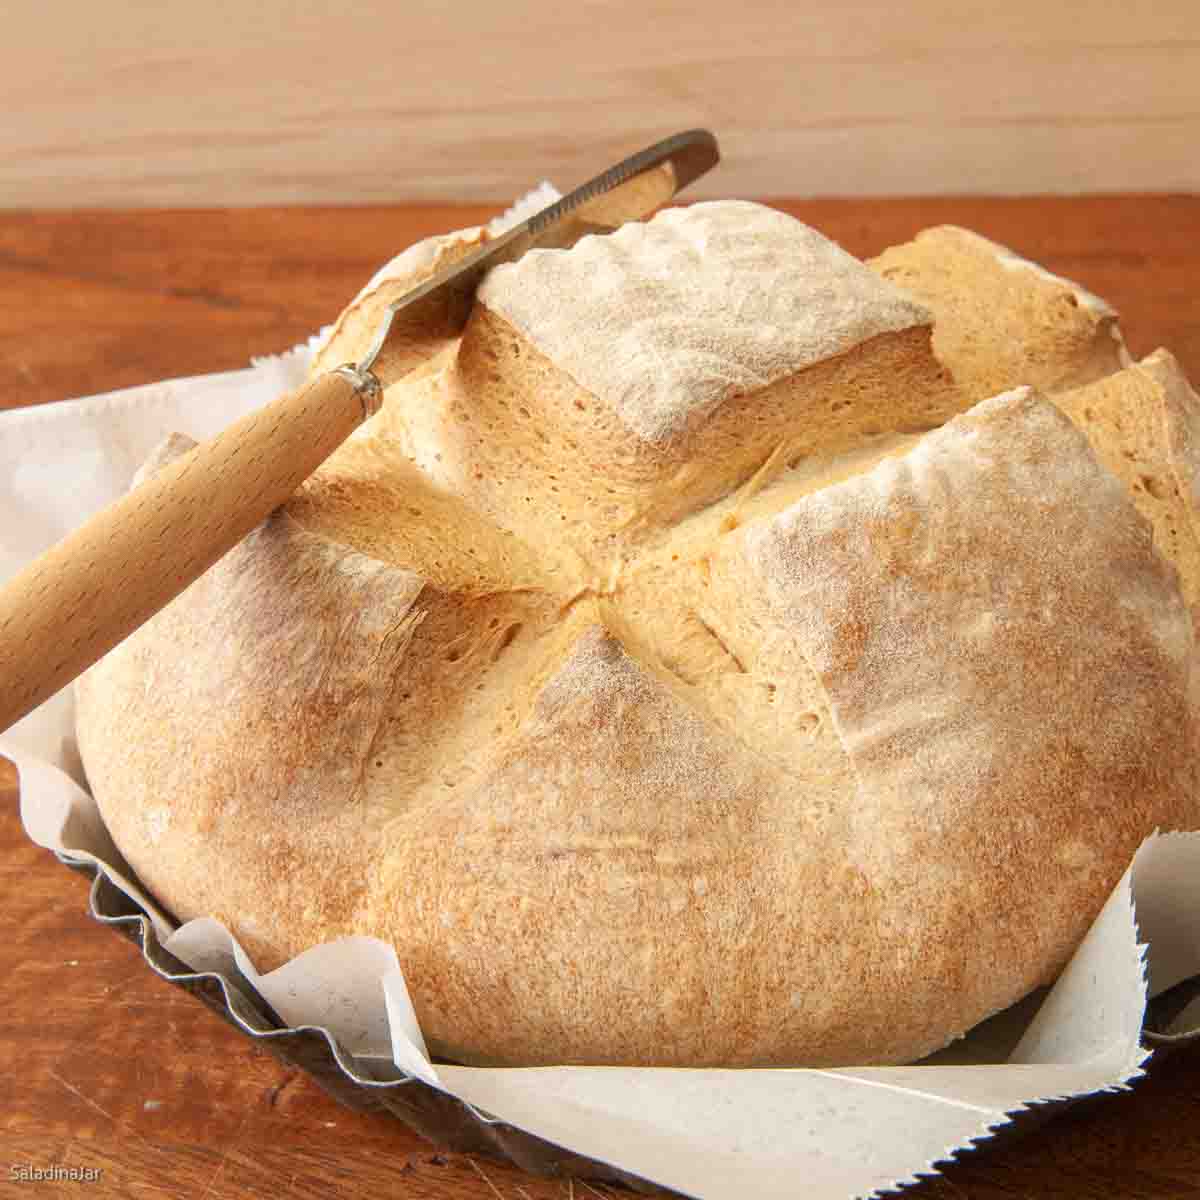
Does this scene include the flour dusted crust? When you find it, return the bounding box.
[367,625,799,1066]
[478,200,932,442]
[76,201,1200,1068]
[720,390,1198,1049]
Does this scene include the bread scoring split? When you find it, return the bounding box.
[76,201,1200,1068]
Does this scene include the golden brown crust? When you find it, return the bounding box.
[870,225,1129,399]
[1146,348,1200,557]
[75,207,1200,1069]
[1053,349,1200,613]
[76,472,429,968]
[733,389,1199,1054]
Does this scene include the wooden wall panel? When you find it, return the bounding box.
[2,0,1198,207]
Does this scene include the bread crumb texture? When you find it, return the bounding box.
[77,201,1200,1068]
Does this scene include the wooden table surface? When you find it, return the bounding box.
[1,197,1199,1198]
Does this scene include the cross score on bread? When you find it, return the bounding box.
[75,202,1200,1068]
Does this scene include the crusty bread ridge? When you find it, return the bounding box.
[869,224,1131,398]
[76,201,1200,1068]
[1054,349,1200,613]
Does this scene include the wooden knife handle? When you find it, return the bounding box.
[0,368,370,734]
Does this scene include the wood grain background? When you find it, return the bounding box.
[3,0,1199,207]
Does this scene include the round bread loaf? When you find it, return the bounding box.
[75,201,1200,1068]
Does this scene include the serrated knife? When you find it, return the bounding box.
[0,129,720,733]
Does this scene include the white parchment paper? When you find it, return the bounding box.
[3,220,1200,1199]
